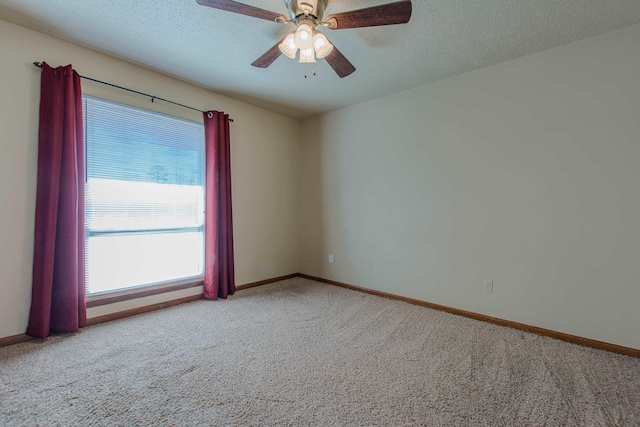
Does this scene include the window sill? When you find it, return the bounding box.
[86,280,203,308]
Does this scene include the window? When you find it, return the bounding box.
[83,97,205,295]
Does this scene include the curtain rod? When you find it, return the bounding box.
[33,62,233,122]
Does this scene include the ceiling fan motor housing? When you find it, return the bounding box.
[285,0,328,20]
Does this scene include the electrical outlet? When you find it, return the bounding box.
[484,280,493,293]
[329,254,334,264]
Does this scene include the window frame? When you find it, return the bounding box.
[82,95,206,302]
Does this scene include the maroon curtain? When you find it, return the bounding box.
[203,111,235,300]
[26,63,86,339]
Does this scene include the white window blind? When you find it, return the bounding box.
[83,96,205,295]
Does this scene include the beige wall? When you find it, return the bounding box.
[3,15,640,351]
[299,23,640,350]
[0,19,300,339]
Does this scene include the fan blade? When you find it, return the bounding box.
[325,45,356,78]
[325,0,412,29]
[251,38,285,68]
[196,0,284,22]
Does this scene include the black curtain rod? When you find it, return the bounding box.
[33,61,233,122]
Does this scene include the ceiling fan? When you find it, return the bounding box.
[195,0,413,78]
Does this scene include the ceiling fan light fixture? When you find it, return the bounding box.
[299,47,316,63]
[294,23,314,49]
[312,32,333,59]
[279,33,298,59]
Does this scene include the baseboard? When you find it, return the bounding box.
[0,333,35,348]
[297,273,640,358]
[235,273,299,291]
[13,272,636,358]
[87,295,202,326]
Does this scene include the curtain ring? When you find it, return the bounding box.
[207,112,213,119]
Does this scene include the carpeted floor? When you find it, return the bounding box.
[1,278,639,426]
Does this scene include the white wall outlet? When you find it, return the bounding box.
[484,280,493,293]
[329,254,334,264]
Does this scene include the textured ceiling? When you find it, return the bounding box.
[1,0,639,119]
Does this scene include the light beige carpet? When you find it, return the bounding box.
[1,278,639,426]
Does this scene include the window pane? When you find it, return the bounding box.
[83,96,205,295]
[86,232,204,294]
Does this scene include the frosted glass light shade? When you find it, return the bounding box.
[313,32,333,59]
[294,24,314,50]
[279,33,298,59]
[299,48,316,63]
